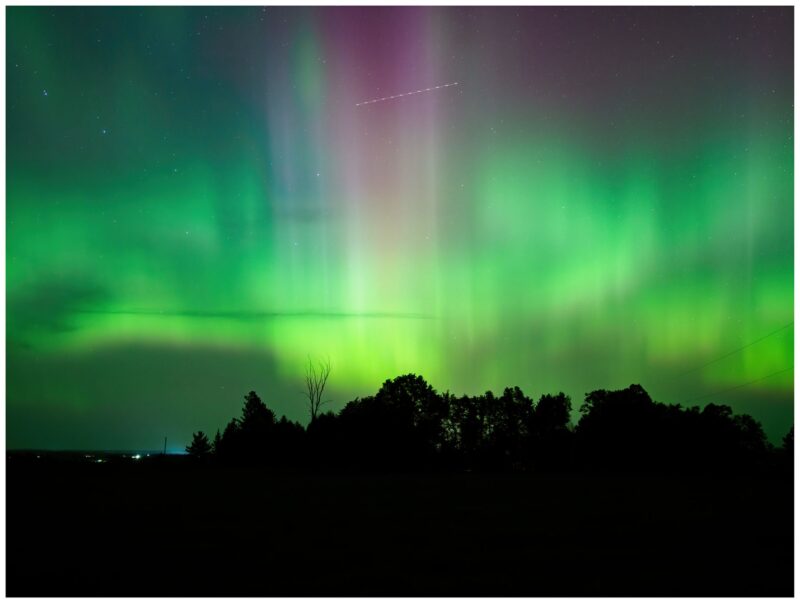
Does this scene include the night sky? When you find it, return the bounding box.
[7,6,793,450]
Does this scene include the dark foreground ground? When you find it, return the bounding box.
[7,455,793,596]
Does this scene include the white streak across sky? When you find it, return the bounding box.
[355,82,459,107]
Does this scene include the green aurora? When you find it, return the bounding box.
[7,7,793,449]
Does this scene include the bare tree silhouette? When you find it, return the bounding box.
[305,357,331,424]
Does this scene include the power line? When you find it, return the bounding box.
[677,321,793,377]
[683,366,793,405]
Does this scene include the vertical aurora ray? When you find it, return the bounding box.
[6,7,793,449]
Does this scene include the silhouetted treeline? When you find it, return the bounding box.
[188,375,793,474]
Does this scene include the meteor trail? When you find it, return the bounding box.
[355,82,459,107]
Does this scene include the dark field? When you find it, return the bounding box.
[7,456,793,596]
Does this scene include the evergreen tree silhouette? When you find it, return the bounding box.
[186,431,212,459]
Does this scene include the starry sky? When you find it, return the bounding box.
[7,6,794,450]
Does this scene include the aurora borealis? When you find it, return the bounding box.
[7,6,793,450]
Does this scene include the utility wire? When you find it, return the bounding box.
[683,367,793,405]
[677,321,793,377]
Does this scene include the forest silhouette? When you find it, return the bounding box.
[10,373,793,595]
[187,374,793,474]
